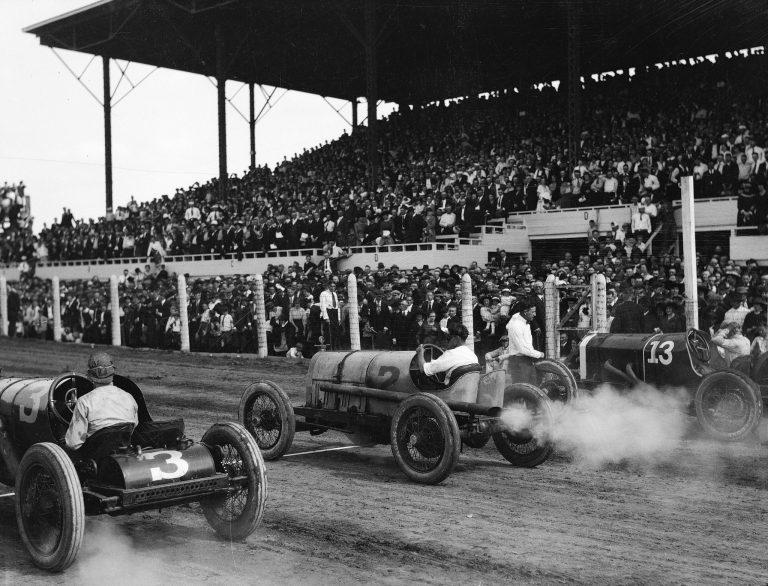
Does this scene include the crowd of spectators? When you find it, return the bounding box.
[5,52,768,268]
[6,228,768,367]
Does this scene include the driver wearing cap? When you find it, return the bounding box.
[64,352,139,451]
[416,322,478,385]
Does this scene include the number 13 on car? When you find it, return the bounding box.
[647,340,674,365]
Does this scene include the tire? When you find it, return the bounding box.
[493,383,554,467]
[390,393,461,484]
[239,380,295,460]
[535,359,579,405]
[15,442,84,572]
[751,351,768,387]
[463,434,491,449]
[201,422,268,540]
[729,355,752,377]
[694,370,763,442]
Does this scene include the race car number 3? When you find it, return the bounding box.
[647,340,674,365]
[142,450,189,482]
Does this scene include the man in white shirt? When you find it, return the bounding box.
[65,352,138,452]
[319,282,341,349]
[184,202,201,223]
[712,322,751,365]
[485,299,544,384]
[417,323,478,385]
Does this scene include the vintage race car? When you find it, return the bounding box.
[578,328,765,441]
[0,373,267,572]
[239,345,555,484]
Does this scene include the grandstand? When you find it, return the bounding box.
[2,0,768,356]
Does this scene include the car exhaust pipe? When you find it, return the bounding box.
[603,360,636,386]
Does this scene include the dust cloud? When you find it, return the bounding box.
[75,520,163,586]
[551,384,689,468]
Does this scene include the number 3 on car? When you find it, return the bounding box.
[142,450,189,481]
[647,340,673,365]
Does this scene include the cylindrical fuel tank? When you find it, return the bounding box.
[305,351,421,404]
[0,377,62,448]
[98,443,217,489]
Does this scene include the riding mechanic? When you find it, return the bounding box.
[64,352,139,451]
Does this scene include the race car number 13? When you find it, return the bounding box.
[143,450,189,482]
[647,340,673,365]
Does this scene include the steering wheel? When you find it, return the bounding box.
[687,329,711,362]
[49,375,87,425]
[420,344,445,385]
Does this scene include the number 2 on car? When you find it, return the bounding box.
[647,340,674,365]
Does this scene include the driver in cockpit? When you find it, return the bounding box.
[64,352,138,451]
[416,322,479,385]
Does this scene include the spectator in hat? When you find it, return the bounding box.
[742,299,767,342]
[750,324,768,357]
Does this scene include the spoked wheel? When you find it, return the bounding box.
[390,393,461,484]
[201,422,268,540]
[15,443,84,572]
[493,383,554,467]
[694,370,762,442]
[239,381,295,460]
[535,359,579,406]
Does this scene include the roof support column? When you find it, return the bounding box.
[249,82,256,170]
[351,98,358,132]
[102,55,113,215]
[566,0,582,167]
[364,0,378,194]
[215,24,228,199]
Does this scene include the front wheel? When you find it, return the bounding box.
[201,422,268,540]
[239,380,295,460]
[694,370,762,442]
[15,442,85,572]
[390,393,461,484]
[493,383,554,467]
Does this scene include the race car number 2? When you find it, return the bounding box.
[142,450,189,482]
[647,340,674,366]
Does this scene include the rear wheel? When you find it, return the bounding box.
[694,370,762,442]
[239,381,295,460]
[201,422,268,540]
[390,393,461,484]
[535,359,579,405]
[493,383,554,467]
[15,443,84,572]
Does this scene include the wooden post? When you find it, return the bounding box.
[254,274,268,357]
[681,176,699,330]
[52,276,62,342]
[591,273,608,333]
[544,274,559,359]
[0,276,7,337]
[460,274,474,350]
[177,274,190,352]
[347,274,361,350]
[110,275,121,346]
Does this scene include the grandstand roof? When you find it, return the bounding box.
[24,0,768,104]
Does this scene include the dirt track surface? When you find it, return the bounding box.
[1,338,767,586]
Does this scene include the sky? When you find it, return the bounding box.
[0,0,395,229]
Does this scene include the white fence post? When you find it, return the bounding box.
[0,277,7,337]
[461,274,474,350]
[254,274,268,358]
[52,276,62,342]
[591,273,608,333]
[544,274,559,360]
[177,274,190,352]
[110,275,121,346]
[347,274,361,351]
